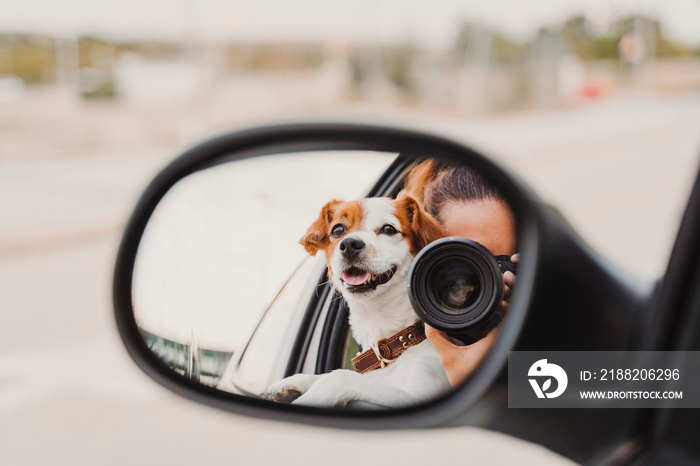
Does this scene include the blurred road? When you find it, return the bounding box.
[1,90,699,465]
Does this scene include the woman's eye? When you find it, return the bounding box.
[331,224,346,238]
[380,224,398,235]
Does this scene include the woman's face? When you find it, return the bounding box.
[439,198,517,256]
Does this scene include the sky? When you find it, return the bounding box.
[1,0,699,47]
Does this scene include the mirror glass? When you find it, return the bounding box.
[132,150,519,408]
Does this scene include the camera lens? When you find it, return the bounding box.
[408,237,504,335]
[427,258,481,314]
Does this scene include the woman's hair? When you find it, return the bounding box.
[404,159,504,224]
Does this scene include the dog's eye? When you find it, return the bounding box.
[331,224,346,238]
[380,224,398,236]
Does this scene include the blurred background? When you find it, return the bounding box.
[1,0,699,464]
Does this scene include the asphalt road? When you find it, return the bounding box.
[1,90,699,465]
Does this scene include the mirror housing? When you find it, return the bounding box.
[113,123,645,462]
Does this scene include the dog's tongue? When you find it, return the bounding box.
[343,270,371,286]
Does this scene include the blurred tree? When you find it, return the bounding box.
[0,34,55,84]
[556,14,697,62]
[226,43,323,71]
[453,22,528,65]
[558,15,617,60]
[78,36,118,68]
[382,43,418,96]
[348,44,418,100]
[614,16,695,58]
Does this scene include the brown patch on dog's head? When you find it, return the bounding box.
[395,194,445,255]
[299,200,365,258]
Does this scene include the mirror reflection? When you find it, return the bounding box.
[132,151,518,408]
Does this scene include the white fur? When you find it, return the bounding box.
[265,198,450,408]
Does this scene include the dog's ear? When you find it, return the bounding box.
[396,194,445,254]
[400,159,437,203]
[299,200,343,256]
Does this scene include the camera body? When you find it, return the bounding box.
[407,237,516,345]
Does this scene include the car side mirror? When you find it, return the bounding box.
[113,123,639,445]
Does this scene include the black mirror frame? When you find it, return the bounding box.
[113,122,539,428]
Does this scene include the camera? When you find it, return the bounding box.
[407,237,516,345]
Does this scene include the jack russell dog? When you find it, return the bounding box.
[265,195,451,408]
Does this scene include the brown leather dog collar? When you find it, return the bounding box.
[351,321,426,374]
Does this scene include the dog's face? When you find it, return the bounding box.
[300,196,444,297]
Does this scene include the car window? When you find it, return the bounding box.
[218,256,325,395]
[341,332,361,371]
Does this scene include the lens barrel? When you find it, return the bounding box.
[408,237,505,341]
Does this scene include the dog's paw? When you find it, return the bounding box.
[292,390,343,408]
[264,373,321,404]
[291,370,362,408]
[265,387,303,403]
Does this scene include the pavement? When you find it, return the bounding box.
[1,89,699,465]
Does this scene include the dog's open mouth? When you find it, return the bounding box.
[340,265,398,293]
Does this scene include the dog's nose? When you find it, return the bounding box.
[339,237,365,258]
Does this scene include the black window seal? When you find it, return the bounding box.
[283,268,331,378]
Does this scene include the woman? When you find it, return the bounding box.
[404,159,518,387]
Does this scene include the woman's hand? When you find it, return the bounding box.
[502,252,519,308]
[425,306,503,388]
[425,252,518,388]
